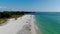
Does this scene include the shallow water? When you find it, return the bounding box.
[35,12,60,34]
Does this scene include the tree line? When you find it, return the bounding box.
[0,11,33,18]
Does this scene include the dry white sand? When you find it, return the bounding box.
[0,15,38,34]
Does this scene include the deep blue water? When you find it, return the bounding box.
[34,12,60,34]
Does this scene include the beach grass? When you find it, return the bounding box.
[0,14,24,26]
[0,18,7,26]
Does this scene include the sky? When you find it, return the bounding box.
[0,0,60,11]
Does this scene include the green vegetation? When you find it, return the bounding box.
[0,11,34,26]
[0,11,24,18]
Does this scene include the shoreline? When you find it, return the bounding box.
[0,15,38,34]
[31,15,37,34]
[17,15,38,34]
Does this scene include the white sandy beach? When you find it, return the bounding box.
[0,15,38,34]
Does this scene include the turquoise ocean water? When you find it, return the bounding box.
[34,12,60,34]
